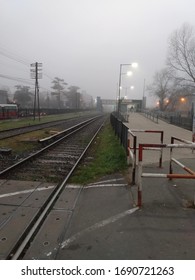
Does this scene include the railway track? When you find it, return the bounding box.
[0,115,106,259]
[0,113,100,172]
[0,113,98,140]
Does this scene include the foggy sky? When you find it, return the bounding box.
[0,0,195,106]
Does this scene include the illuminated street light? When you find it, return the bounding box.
[132,62,138,68]
[120,85,134,90]
[117,63,138,117]
[127,71,133,76]
[122,86,135,99]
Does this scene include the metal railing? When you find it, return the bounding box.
[127,129,164,184]
[110,113,129,152]
[142,110,193,131]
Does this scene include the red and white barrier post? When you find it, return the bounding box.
[128,129,164,185]
[137,142,195,207]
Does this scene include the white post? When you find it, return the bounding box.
[137,161,142,207]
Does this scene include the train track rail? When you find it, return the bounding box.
[0,115,106,259]
[0,113,98,140]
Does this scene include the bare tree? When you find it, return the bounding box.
[167,85,195,111]
[147,68,173,110]
[167,23,195,87]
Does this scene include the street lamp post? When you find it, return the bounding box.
[191,94,195,144]
[117,64,123,117]
[117,63,138,118]
[123,86,135,99]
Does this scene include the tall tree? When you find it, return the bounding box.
[66,86,80,109]
[167,23,195,87]
[51,77,67,108]
[13,85,33,107]
[147,68,173,111]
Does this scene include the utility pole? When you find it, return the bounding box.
[30,62,42,121]
[142,78,146,110]
[192,95,195,144]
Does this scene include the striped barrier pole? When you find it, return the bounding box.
[127,138,131,165]
[131,129,164,168]
[142,173,195,179]
[128,130,137,185]
[137,144,143,207]
[170,136,195,177]
[138,142,195,207]
[128,129,164,186]
[171,158,195,175]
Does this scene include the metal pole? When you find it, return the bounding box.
[37,86,40,121]
[137,144,143,207]
[31,62,42,121]
[33,78,36,121]
[142,78,145,110]
[191,100,195,153]
[36,62,41,121]
[117,64,122,118]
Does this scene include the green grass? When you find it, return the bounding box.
[69,121,128,184]
[0,111,96,154]
[0,129,49,155]
[0,110,94,131]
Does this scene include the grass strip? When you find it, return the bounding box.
[69,121,128,184]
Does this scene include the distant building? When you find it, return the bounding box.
[121,99,143,113]
[101,98,143,113]
[96,96,103,112]
[80,92,94,109]
[0,90,8,104]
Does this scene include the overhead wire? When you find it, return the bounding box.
[0,47,50,90]
[0,73,34,86]
[0,46,31,67]
[0,45,70,92]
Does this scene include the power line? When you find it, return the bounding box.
[0,73,34,86]
[0,46,55,80]
[0,73,51,91]
[0,47,55,84]
[0,49,30,67]
[0,45,68,91]
[43,73,54,81]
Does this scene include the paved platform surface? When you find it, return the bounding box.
[126,112,194,164]
[49,113,195,260]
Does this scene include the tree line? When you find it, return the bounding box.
[5,77,92,109]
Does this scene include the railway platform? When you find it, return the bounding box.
[39,113,195,260]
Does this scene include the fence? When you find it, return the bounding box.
[137,142,195,207]
[110,113,129,152]
[141,110,159,123]
[110,112,195,208]
[141,110,193,131]
[127,129,164,184]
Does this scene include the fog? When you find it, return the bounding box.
[0,0,195,106]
